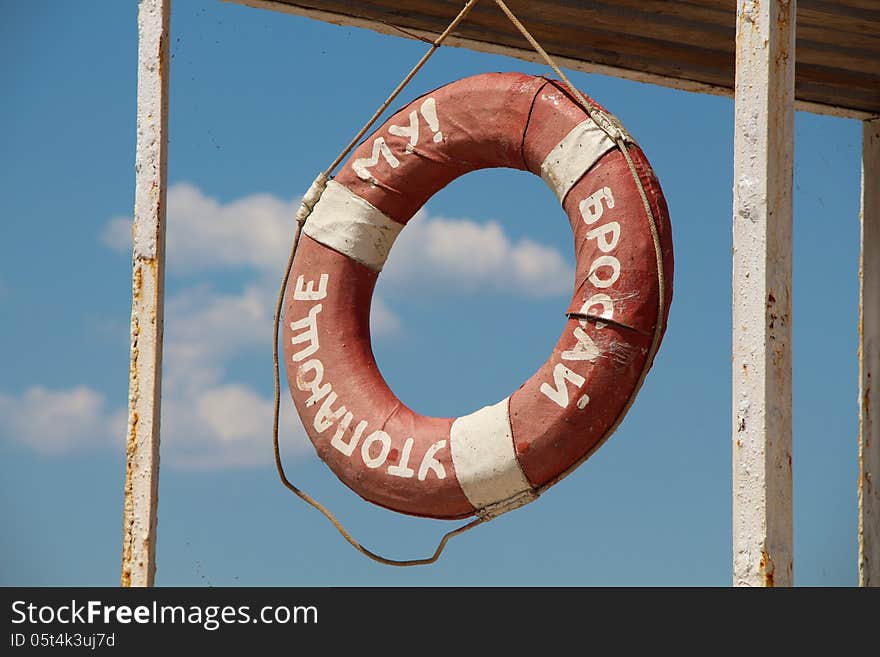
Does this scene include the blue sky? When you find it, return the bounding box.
[1,0,864,586]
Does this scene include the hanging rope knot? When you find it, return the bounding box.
[587,106,637,147]
[596,114,623,143]
[581,106,621,143]
[296,173,329,225]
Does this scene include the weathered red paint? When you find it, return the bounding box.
[284,72,673,519]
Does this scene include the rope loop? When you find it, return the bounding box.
[273,0,484,568]
[272,0,667,567]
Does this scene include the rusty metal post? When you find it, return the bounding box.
[121,0,170,588]
[731,0,795,587]
[860,118,880,587]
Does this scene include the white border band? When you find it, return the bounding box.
[303,180,403,272]
[540,119,617,202]
[450,397,532,510]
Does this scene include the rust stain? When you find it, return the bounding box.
[121,263,145,588]
[859,437,864,495]
[121,406,140,588]
[158,28,166,83]
[122,253,159,586]
[132,263,143,305]
[759,549,775,587]
[771,341,786,367]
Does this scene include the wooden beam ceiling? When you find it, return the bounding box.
[229,0,880,119]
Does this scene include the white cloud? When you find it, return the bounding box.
[0,381,307,470]
[3,182,572,469]
[380,212,573,297]
[370,296,400,336]
[101,183,296,275]
[0,278,307,468]
[159,384,306,470]
[102,183,573,298]
[86,183,397,468]
[0,386,124,455]
[161,284,270,393]
[156,283,311,469]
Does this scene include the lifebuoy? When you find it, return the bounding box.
[284,72,673,520]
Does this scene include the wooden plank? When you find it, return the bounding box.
[800,3,880,36]
[497,2,734,52]
[797,25,879,53]
[591,0,733,26]
[861,118,880,587]
[796,78,880,116]
[120,0,170,588]
[731,0,794,587]
[287,0,736,73]
[794,39,880,74]
[227,0,877,118]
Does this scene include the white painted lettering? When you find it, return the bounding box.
[389,110,420,147]
[331,413,367,457]
[588,255,621,289]
[419,98,443,143]
[418,440,447,481]
[296,359,331,407]
[387,437,415,478]
[579,186,615,225]
[388,97,443,151]
[361,430,392,468]
[578,293,614,323]
[352,137,400,181]
[289,304,322,363]
[586,221,620,253]
[314,391,347,433]
[540,363,587,408]
[561,326,601,362]
[293,274,329,301]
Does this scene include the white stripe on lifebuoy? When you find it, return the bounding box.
[449,398,532,510]
[540,119,617,202]
[302,180,403,272]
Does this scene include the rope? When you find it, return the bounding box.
[493,0,668,492]
[272,0,669,566]
[325,0,482,178]
[272,0,485,568]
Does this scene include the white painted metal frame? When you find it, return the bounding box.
[860,119,880,587]
[121,0,170,587]
[125,0,879,586]
[731,0,795,587]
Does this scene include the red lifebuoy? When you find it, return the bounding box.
[284,72,673,520]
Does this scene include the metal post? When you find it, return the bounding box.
[121,0,170,588]
[860,118,880,587]
[731,0,795,587]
